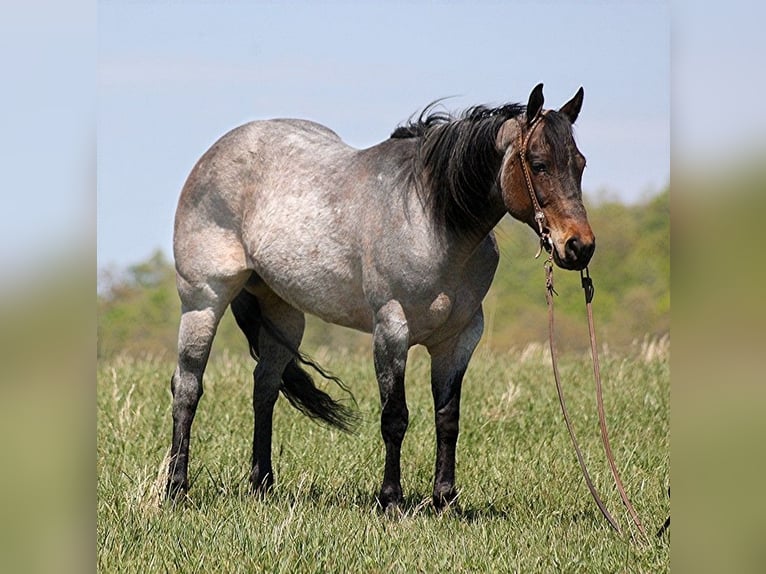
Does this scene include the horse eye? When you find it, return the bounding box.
[531,162,547,174]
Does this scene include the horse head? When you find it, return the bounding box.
[497,84,595,270]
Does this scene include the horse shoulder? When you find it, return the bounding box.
[444,233,500,327]
[474,232,501,281]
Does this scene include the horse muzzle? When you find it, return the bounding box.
[552,234,595,270]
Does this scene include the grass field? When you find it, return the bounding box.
[97,341,669,573]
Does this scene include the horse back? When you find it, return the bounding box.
[173,119,371,324]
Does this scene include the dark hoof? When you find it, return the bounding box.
[250,469,274,497]
[432,485,458,511]
[377,484,403,513]
[165,477,188,502]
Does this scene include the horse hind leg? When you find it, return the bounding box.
[166,272,248,500]
[230,287,263,361]
[232,290,306,493]
[231,288,357,495]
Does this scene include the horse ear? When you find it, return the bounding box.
[559,87,584,124]
[526,83,544,125]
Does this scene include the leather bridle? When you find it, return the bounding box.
[516,111,552,257]
[518,110,650,542]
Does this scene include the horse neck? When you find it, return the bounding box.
[444,184,506,257]
[418,133,508,244]
[362,137,506,259]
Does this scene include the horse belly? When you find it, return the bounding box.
[245,226,373,332]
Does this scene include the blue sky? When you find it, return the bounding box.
[98,1,669,270]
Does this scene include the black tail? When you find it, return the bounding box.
[230,290,359,433]
[281,360,359,432]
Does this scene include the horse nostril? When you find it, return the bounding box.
[565,237,582,261]
[565,236,595,264]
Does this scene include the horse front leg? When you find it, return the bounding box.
[428,308,484,510]
[373,301,410,511]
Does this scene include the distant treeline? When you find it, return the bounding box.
[98,188,668,359]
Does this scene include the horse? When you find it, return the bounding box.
[166,83,595,511]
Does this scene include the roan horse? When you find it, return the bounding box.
[166,84,595,511]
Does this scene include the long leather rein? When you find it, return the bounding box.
[517,112,649,541]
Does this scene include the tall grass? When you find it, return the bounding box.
[97,343,669,572]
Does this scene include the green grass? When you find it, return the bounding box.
[97,343,669,573]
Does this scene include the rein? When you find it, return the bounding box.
[518,113,648,541]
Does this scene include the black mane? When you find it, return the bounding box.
[390,102,570,235]
[391,102,524,140]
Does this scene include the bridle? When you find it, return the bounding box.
[517,110,651,542]
[516,111,552,257]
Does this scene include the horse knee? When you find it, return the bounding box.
[381,400,409,444]
[435,408,459,443]
[373,301,409,360]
